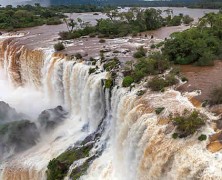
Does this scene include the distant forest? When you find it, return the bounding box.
[47,0,222,9]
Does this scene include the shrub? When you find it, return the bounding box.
[99,39,106,43]
[183,15,194,25]
[113,50,120,54]
[148,52,171,73]
[122,76,134,87]
[170,66,180,75]
[133,51,145,59]
[46,17,62,25]
[150,44,156,49]
[58,31,70,40]
[136,90,146,96]
[172,110,205,137]
[92,61,96,65]
[47,144,93,180]
[54,42,65,51]
[89,68,96,75]
[181,76,188,82]
[133,58,161,82]
[202,100,208,107]
[148,77,166,91]
[133,46,146,59]
[165,74,178,86]
[103,57,120,71]
[168,16,182,26]
[198,134,207,141]
[104,79,113,88]
[148,73,178,91]
[75,53,82,59]
[210,85,222,105]
[59,31,81,40]
[155,107,165,115]
[156,41,164,48]
[89,57,96,65]
[162,21,221,66]
[89,33,96,38]
[172,133,178,139]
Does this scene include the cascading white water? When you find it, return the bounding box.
[0,39,110,179]
[1,36,222,180]
[82,89,222,180]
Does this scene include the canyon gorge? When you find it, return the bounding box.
[0,8,222,180]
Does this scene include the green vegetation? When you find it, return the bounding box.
[133,46,146,59]
[104,78,113,88]
[122,76,134,87]
[198,134,207,141]
[46,17,62,25]
[103,57,120,71]
[148,77,167,91]
[122,52,174,88]
[54,42,65,51]
[185,1,222,9]
[172,133,178,139]
[89,67,96,75]
[172,110,205,137]
[164,13,194,27]
[0,4,66,30]
[163,12,222,66]
[134,55,169,82]
[59,8,186,40]
[155,107,165,115]
[167,15,183,26]
[47,143,93,180]
[0,4,115,31]
[209,84,222,105]
[47,117,104,180]
[165,74,179,86]
[183,15,194,25]
[150,44,156,49]
[70,157,94,179]
[136,90,146,96]
[148,76,178,92]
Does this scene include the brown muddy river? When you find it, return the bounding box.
[10,7,218,49]
[2,7,220,101]
[179,61,222,101]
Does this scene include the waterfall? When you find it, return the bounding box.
[0,37,109,179]
[0,37,222,180]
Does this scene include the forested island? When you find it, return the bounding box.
[0,4,113,30]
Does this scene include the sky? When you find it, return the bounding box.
[0,0,27,6]
[0,0,50,6]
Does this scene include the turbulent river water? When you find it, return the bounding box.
[0,8,222,180]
